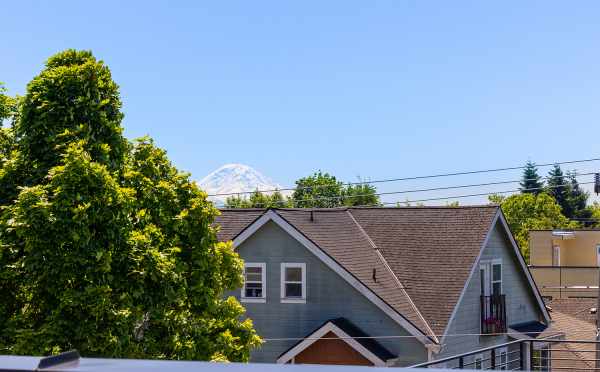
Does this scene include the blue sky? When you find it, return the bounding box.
[3,1,600,204]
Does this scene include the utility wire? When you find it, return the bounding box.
[261,331,563,342]
[283,172,594,207]
[208,157,600,197]
[376,181,596,207]
[221,174,596,208]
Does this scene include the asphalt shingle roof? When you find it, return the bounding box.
[214,206,500,340]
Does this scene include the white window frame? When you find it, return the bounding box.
[241,263,266,303]
[480,259,503,296]
[491,258,503,296]
[281,263,306,303]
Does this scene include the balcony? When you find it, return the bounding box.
[480,294,506,334]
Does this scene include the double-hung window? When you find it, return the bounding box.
[281,263,306,303]
[241,263,266,303]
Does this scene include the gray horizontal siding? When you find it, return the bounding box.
[227,221,427,366]
[437,221,543,359]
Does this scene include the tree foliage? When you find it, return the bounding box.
[225,190,290,208]
[343,182,380,206]
[0,83,16,124]
[546,164,569,216]
[489,193,577,261]
[224,172,381,209]
[291,171,345,208]
[16,51,128,177]
[0,50,260,360]
[565,171,593,222]
[291,171,380,208]
[519,161,543,194]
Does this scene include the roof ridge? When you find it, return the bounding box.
[218,205,499,212]
[345,210,439,343]
[349,205,499,210]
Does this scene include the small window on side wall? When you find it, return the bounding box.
[241,263,266,303]
[281,263,306,303]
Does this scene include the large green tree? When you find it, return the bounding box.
[519,161,543,194]
[489,193,577,261]
[0,50,259,360]
[343,182,380,206]
[291,171,380,208]
[292,171,344,208]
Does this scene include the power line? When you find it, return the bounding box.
[208,157,600,197]
[284,172,595,206]
[377,181,596,207]
[261,331,562,342]
[221,174,596,208]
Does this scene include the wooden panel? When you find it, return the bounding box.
[294,332,373,366]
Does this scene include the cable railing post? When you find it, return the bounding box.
[459,356,464,369]
[530,340,535,371]
[491,348,496,370]
[519,341,524,371]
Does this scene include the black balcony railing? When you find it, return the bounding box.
[410,339,600,370]
[480,294,506,334]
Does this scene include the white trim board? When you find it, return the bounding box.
[231,210,433,345]
[276,321,388,366]
[280,262,306,303]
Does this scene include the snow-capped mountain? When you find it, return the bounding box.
[199,163,283,205]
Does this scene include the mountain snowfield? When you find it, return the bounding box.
[199,163,283,205]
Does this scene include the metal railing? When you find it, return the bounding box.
[410,339,600,370]
[481,295,507,334]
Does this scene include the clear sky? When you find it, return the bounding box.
[3,1,600,204]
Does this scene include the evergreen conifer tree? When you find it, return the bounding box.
[520,161,543,194]
[565,171,593,222]
[546,164,570,215]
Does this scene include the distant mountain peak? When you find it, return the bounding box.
[199,164,282,205]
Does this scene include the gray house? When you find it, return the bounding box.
[216,206,554,367]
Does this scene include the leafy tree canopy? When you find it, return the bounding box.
[343,182,380,207]
[292,171,344,208]
[291,171,380,208]
[225,172,381,209]
[0,83,16,123]
[225,190,291,208]
[489,192,577,261]
[0,50,260,360]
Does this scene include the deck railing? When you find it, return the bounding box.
[481,295,507,334]
[410,339,600,370]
